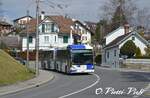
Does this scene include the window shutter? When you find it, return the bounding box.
[29,36,33,43]
[63,36,68,43]
[42,24,45,32]
[51,23,54,32]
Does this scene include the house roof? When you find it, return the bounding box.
[104,31,149,49]
[104,26,124,38]
[20,15,93,36]
[20,18,42,36]
[105,32,131,48]
[13,16,33,22]
[0,21,12,26]
[21,16,74,34]
[84,21,97,34]
[26,18,39,33]
[74,20,94,35]
[144,35,150,41]
[48,16,74,34]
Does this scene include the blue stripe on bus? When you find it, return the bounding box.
[77,65,80,67]
[70,69,77,73]
[86,64,94,69]
[67,45,86,50]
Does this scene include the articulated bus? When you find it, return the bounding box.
[42,44,94,74]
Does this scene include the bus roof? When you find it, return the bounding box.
[67,44,93,50]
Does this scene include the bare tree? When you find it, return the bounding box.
[101,0,137,24]
[135,8,150,31]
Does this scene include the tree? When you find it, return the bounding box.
[111,5,127,31]
[95,23,101,43]
[94,20,107,44]
[101,0,137,31]
[134,8,150,31]
[135,47,142,57]
[120,40,137,58]
[94,54,101,65]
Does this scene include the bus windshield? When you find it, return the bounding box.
[71,50,93,65]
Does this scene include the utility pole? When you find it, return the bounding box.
[35,0,40,76]
[26,10,29,68]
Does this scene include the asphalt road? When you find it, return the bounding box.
[0,66,150,98]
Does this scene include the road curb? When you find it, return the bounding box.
[0,71,54,96]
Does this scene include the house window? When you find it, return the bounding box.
[114,50,117,56]
[82,36,84,40]
[29,36,33,43]
[44,36,49,43]
[45,24,51,33]
[85,36,87,40]
[132,36,135,41]
[107,52,109,59]
[42,23,55,33]
[63,36,68,43]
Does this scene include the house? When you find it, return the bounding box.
[102,25,149,68]
[13,16,33,29]
[72,20,94,44]
[84,21,97,34]
[21,14,93,51]
[0,21,13,36]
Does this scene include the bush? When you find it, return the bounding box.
[135,47,142,57]
[120,40,137,58]
[133,56,150,59]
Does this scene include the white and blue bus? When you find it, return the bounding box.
[42,44,94,74]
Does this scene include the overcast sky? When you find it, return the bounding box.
[1,0,150,22]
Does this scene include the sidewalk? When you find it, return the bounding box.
[0,70,54,96]
[144,83,150,96]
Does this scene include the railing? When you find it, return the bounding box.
[123,59,150,65]
[121,59,150,70]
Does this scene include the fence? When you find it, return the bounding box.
[122,59,150,70]
[123,59,150,65]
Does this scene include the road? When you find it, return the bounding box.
[0,66,150,98]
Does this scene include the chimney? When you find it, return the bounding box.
[124,23,130,34]
[41,11,45,20]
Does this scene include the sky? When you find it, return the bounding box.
[1,0,150,23]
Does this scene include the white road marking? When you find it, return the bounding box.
[58,73,100,98]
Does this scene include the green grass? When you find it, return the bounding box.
[0,50,35,86]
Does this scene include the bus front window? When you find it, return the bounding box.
[71,50,93,65]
